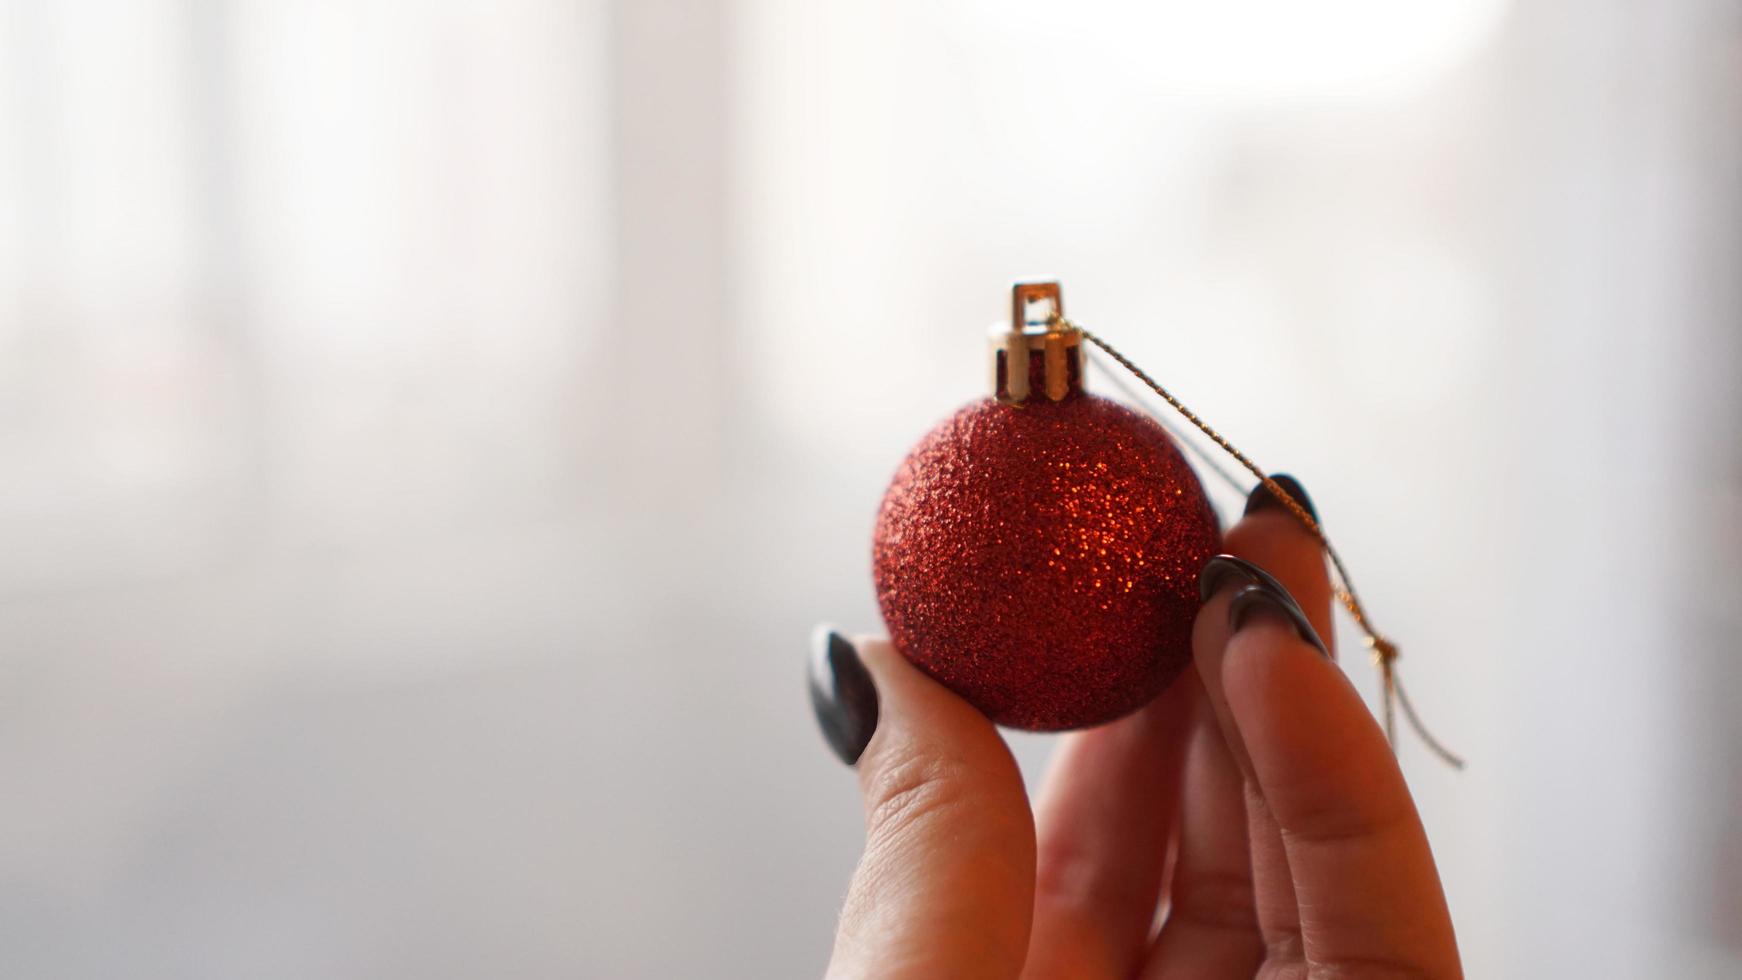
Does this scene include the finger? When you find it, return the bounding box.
[1140,681,1264,979]
[1220,606,1461,977]
[810,628,1036,980]
[1224,474,1337,653]
[1021,669,1196,979]
[1194,478,1462,976]
[1191,476,1338,958]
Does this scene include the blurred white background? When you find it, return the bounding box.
[1,1,1738,977]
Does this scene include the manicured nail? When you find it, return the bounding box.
[1199,553,1297,604]
[808,626,879,766]
[1244,473,1317,522]
[1227,584,1331,658]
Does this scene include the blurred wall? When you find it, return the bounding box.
[0,1,1737,978]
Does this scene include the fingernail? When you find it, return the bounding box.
[1227,584,1331,659]
[808,626,879,766]
[1244,473,1317,522]
[1198,553,1296,604]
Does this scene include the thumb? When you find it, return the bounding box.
[810,629,1035,980]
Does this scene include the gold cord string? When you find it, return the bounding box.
[1066,319,1465,770]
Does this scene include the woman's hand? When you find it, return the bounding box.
[808,477,1461,979]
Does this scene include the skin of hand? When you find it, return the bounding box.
[814,483,1462,980]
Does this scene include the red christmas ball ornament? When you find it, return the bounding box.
[873,283,1221,730]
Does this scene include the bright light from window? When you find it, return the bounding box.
[960,0,1509,97]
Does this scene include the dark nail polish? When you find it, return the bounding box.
[1244,473,1317,522]
[808,626,879,766]
[1227,584,1331,658]
[1199,553,1296,604]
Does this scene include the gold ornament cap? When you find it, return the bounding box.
[991,281,1084,405]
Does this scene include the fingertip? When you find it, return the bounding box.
[848,633,903,675]
[1220,515,1335,658]
[850,635,1003,743]
[844,635,1025,812]
[1243,473,1317,522]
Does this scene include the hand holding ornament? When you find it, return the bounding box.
[808,480,1462,980]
